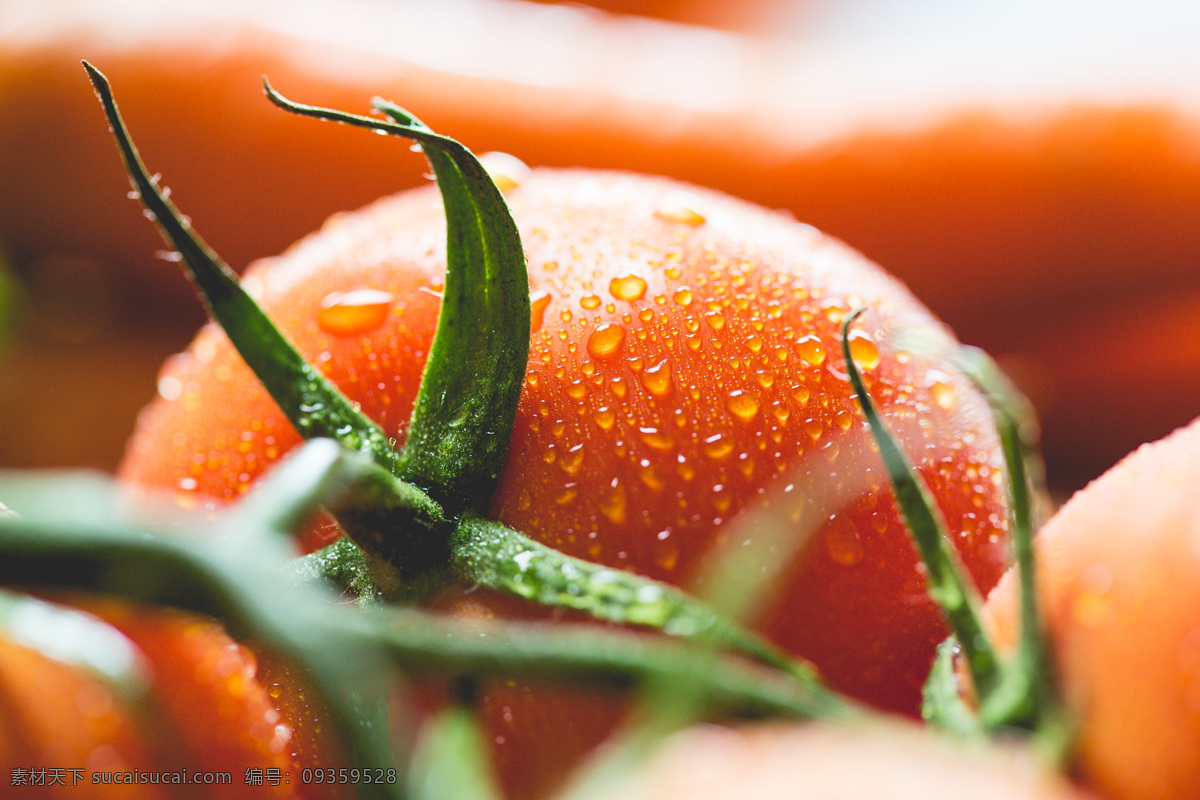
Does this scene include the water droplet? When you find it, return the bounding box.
[672,287,694,307]
[580,294,602,310]
[804,418,824,441]
[559,444,585,475]
[772,404,790,425]
[835,409,856,431]
[639,427,675,451]
[703,433,734,460]
[745,336,764,353]
[640,463,666,491]
[587,323,627,359]
[654,193,706,225]
[927,371,957,410]
[555,486,578,505]
[610,274,647,301]
[479,151,531,191]
[726,390,760,421]
[611,377,628,399]
[847,329,881,370]
[593,407,616,430]
[566,381,587,400]
[790,385,810,406]
[824,517,864,566]
[157,374,182,401]
[600,480,627,524]
[796,335,826,366]
[317,289,394,336]
[704,311,725,330]
[640,360,673,397]
[530,291,552,331]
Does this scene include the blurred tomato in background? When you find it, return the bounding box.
[1,0,1199,495]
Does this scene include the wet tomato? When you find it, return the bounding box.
[983,416,1200,800]
[0,595,349,799]
[119,167,1011,797]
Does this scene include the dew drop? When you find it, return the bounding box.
[530,290,552,332]
[703,434,734,460]
[640,360,673,397]
[835,409,856,431]
[672,287,694,307]
[824,517,864,566]
[804,418,824,442]
[847,329,881,370]
[654,194,707,225]
[317,289,394,336]
[580,294,602,310]
[559,445,585,476]
[479,151,531,192]
[611,377,628,399]
[726,390,760,422]
[745,336,764,353]
[593,407,616,431]
[566,381,588,400]
[927,371,958,410]
[610,274,647,301]
[704,311,725,331]
[639,427,675,451]
[600,480,627,524]
[587,324,627,359]
[796,335,826,366]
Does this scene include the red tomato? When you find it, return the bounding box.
[611,721,1093,800]
[0,596,350,800]
[120,167,1011,797]
[983,416,1200,800]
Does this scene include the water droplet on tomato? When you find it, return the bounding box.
[479,151,531,192]
[530,290,552,332]
[654,194,706,225]
[639,427,675,451]
[587,323,627,359]
[726,390,760,422]
[796,335,826,366]
[804,418,824,442]
[672,287,694,307]
[600,480,627,524]
[703,434,734,460]
[610,274,647,301]
[704,311,725,331]
[927,370,958,410]
[317,289,394,336]
[567,381,588,400]
[847,329,881,370]
[641,360,673,397]
[824,516,864,566]
[745,336,764,353]
[836,410,856,431]
[592,407,616,430]
[580,294,602,310]
[559,444,585,475]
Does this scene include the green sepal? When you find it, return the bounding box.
[839,309,999,700]
[263,83,530,518]
[84,62,401,475]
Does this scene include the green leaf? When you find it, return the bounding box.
[263,84,530,517]
[922,637,986,738]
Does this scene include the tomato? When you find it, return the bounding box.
[119,167,1011,796]
[982,416,1200,800]
[0,596,349,800]
[609,721,1093,800]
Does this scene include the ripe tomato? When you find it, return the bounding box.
[120,167,1011,796]
[0,595,349,800]
[982,416,1200,800]
[610,721,1093,800]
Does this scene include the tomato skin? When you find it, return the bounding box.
[612,721,1093,800]
[120,168,1011,795]
[983,417,1200,800]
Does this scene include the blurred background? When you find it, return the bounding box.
[1,0,1198,495]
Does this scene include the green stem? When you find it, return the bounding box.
[839,309,999,701]
[450,513,829,691]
